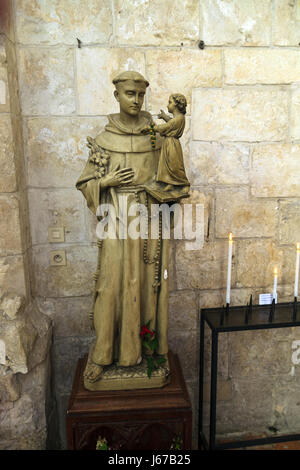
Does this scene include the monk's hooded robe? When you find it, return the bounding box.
[76,111,189,367]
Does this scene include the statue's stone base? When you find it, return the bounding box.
[84,342,170,391]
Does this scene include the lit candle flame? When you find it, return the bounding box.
[274,267,278,276]
[297,243,300,251]
[229,233,233,242]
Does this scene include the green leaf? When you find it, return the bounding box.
[156,357,167,366]
[147,356,154,368]
[96,437,109,450]
[147,356,155,378]
[150,338,158,351]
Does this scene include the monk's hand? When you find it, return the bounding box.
[100,164,135,188]
[141,126,150,135]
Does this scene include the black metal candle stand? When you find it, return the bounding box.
[198,298,300,450]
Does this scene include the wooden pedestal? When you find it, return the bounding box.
[66,351,192,450]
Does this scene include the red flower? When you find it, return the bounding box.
[140,325,155,338]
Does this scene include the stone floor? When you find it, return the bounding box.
[213,434,300,451]
[223,439,300,451]
[245,440,300,450]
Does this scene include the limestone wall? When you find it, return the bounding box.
[0,4,54,450]
[5,0,300,448]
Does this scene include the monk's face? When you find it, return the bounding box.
[114,80,146,116]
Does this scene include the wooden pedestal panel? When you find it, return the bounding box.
[66,351,192,450]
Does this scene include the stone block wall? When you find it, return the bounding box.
[3,0,300,448]
[0,3,54,450]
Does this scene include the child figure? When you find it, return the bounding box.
[153,94,190,191]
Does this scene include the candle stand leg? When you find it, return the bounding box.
[198,313,205,449]
[209,330,218,449]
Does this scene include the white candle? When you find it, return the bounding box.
[226,233,233,305]
[273,267,278,301]
[294,243,300,298]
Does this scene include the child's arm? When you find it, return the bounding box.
[153,116,177,135]
[141,115,177,136]
[158,109,171,122]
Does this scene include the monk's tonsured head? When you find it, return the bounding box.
[112,71,149,89]
[113,71,149,116]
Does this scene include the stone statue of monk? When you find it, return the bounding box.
[76,71,189,388]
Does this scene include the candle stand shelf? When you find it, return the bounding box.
[198,300,300,450]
